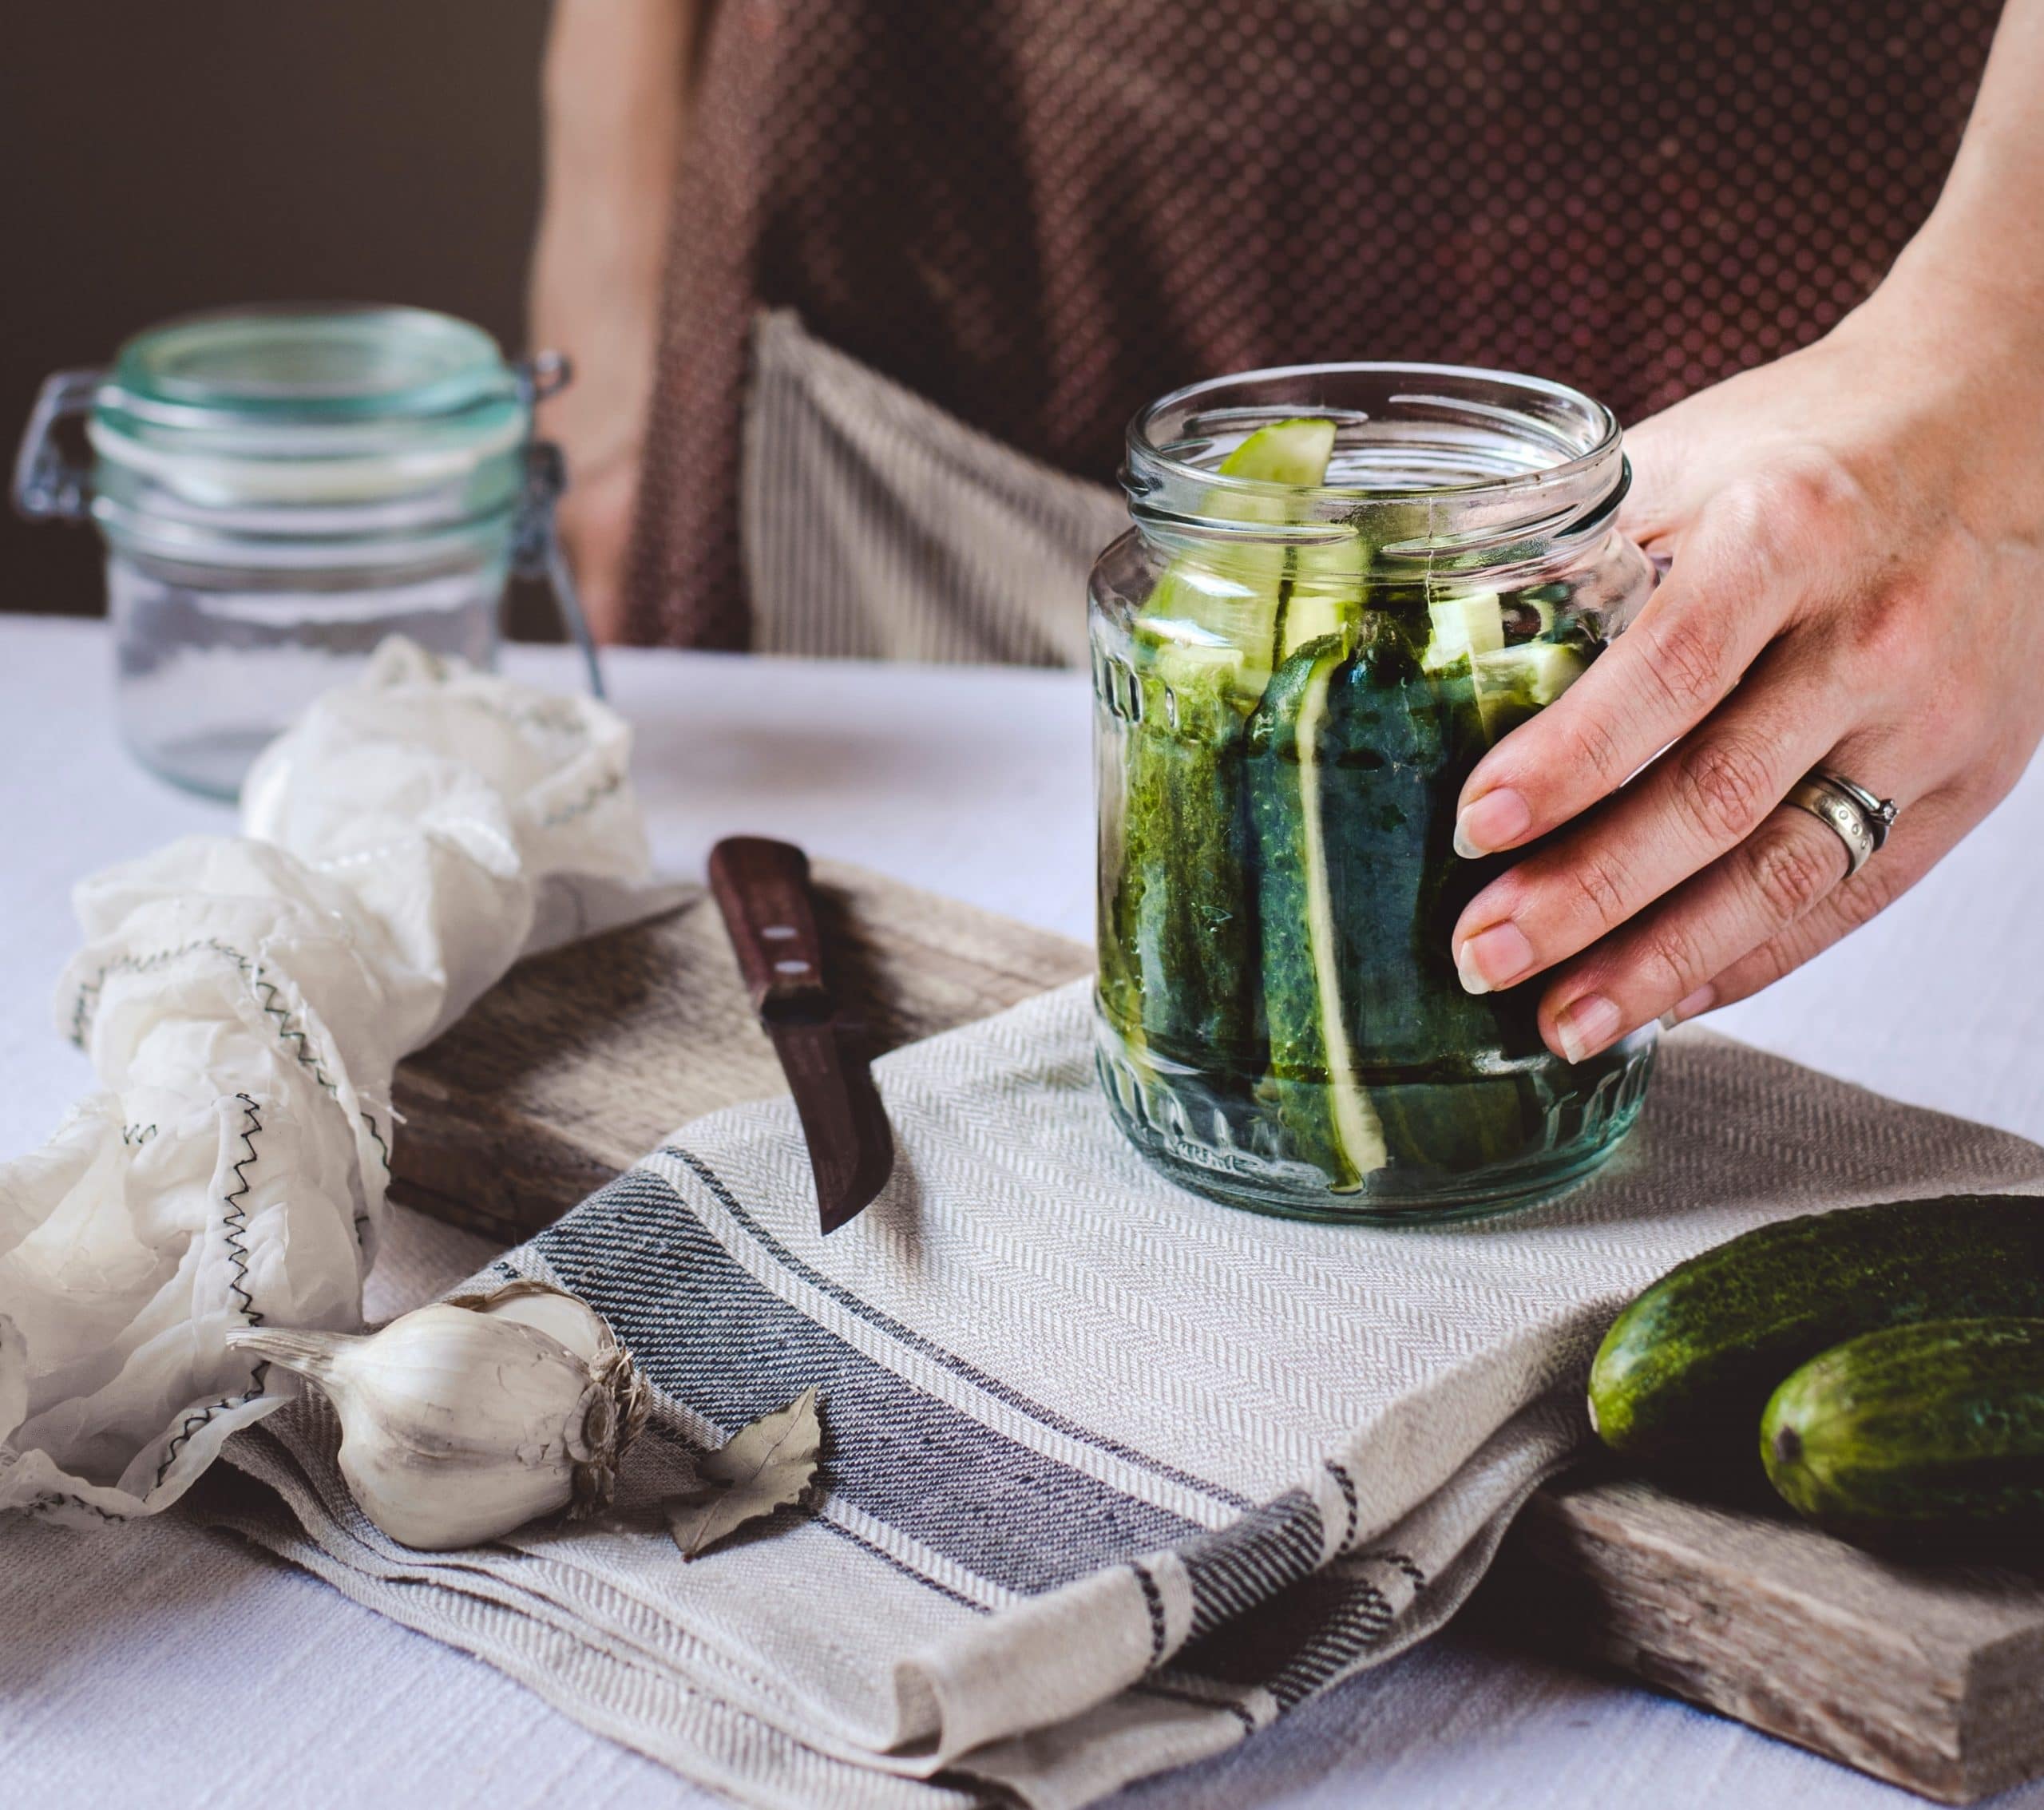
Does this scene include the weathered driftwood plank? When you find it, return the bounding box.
[389,861,1093,1244]
[1474,1466,2044,1804]
[389,862,2044,1802]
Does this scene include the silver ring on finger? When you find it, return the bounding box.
[1783,770,1899,878]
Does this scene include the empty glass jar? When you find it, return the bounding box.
[1091,363,1661,1222]
[14,304,596,797]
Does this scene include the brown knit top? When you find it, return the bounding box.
[624,0,1998,649]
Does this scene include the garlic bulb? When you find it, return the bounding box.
[226,1281,649,1551]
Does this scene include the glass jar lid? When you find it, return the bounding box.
[89,304,529,505]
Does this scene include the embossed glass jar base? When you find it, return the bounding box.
[1095,1009,1657,1223]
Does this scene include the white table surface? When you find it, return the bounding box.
[2,614,2041,1810]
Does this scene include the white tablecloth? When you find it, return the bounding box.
[2,615,2039,1810]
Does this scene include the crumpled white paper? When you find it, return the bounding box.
[0,642,664,1525]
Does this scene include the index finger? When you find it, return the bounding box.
[1451,502,1792,859]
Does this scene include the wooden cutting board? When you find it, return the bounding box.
[388,861,2044,1804]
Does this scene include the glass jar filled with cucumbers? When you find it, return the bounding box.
[1091,364,1660,1222]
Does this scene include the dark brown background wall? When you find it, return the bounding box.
[0,0,553,622]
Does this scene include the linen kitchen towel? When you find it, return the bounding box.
[216,983,2044,1810]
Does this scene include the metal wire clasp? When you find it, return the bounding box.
[12,368,104,523]
[513,351,605,700]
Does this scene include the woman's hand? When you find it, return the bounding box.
[1447,270,2044,1062]
[1449,0,2044,1062]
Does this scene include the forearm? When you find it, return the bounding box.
[1882,0,2044,326]
[529,0,697,477]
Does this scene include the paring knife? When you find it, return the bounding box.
[707,837,895,1234]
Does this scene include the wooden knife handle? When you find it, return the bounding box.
[707,837,831,1017]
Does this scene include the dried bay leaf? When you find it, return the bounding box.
[664,1387,822,1560]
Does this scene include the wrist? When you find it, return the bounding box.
[1864,216,2044,370]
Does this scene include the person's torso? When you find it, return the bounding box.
[629,0,1998,645]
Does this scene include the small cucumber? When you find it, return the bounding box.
[1589,1195,2044,1482]
[1762,1317,2044,1537]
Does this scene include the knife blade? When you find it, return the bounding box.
[707,837,895,1233]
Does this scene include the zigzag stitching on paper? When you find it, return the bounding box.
[359,1111,391,1174]
[153,1093,270,1489]
[537,763,625,829]
[447,686,592,741]
[70,936,390,1182]
[152,1367,272,1492]
[26,1492,129,1523]
[220,1093,265,1321]
[249,972,338,1090]
[70,937,232,1047]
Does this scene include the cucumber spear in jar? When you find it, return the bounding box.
[1250,620,1479,1185]
[1249,632,1386,1186]
[1250,596,1594,1191]
[1111,638,1262,1072]
[1139,416,1346,709]
[1104,418,1356,1084]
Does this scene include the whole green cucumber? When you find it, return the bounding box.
[1589,1195,2044,1480]
[1761,1317,2044,1537]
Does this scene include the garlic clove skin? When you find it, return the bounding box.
[447,1277,612,1363]
[227,1284,648,1551]
[451,1281,652,1519]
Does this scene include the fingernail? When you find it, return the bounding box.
[1456,921,1535,996]
[1658,984,1716,1032]
[1454,789,1533,859]
[1555,992,1622,1063]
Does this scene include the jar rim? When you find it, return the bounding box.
[1127,361,1621,497]
[86,304,532,515]
[1123,362,1628,565]
[101,303,520,428]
